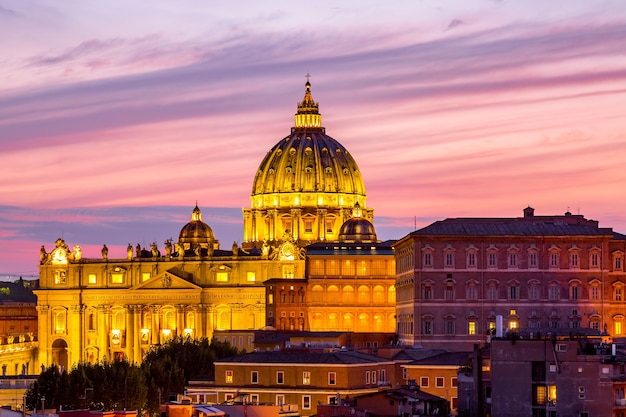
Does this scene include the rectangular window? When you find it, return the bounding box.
[111,273,123,284]
[328,371,336,385]
[468,321,476,335]
[529,286,539,300]
[142,272,151,282]
[247,271,256,282]
[488,253,497,268]
[251,371,259,384]
[420,377,429,388]
[445,253,454,268]
[467,253,476,268]
[365,371,370,384]
[616,321,623,335]
[250,394,259,404]
[216,272,228,282]
[445,286,454,300]
[550,253,559,268]
[436,377,444,388]
[423,253,432,267]
[304,219,313,233]
[276,371,284,384]
[467,286,478,300]
[590,253,599,268]
[423,320,432,335]
[570,253,579,268]
[423,286,432,300]
[88,274,97,284]
[616,257,623,270]
[445,321,455,335]
[549,286,560,300]
[570,286,579,300]
[529,253,538,268]
[302,395,311,410]
[276,395,285,406]
[509,286,519,300]
[487,286,498,300]
[451,377,458,388]
[302,371,311,385]
[326,220,334,233]
[591,286,600,300]
[509,254,517,268]
[616,288,623,301]
[225,370,233,383]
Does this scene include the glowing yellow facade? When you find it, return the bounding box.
[35,210,305,369]
[35,80,392,370]
[243,81,373,248]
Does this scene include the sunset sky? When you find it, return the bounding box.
[1,0,626,278]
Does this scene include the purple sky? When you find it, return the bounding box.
[1,1,626,278]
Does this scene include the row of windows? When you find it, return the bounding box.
[53,269,263,286]
[414,317,620,335]
[422,281,622,301]
[309,259,395,277]
[420,250,623,271]
[222,393,337,409]
[225,369,387,386]
[411,376,457,389]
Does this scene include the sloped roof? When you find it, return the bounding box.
[413,216,613,237]
[216,350,391,365]
[406,351,472,367]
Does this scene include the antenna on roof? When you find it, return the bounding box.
[414,216,417,231]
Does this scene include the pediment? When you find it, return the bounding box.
[131,272,201,291]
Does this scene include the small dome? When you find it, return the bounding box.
[179,205,215,248]
[338,202,377,242]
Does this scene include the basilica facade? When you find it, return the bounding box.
[35,81,393,369]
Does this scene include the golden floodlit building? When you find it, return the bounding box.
[35,80,394,369]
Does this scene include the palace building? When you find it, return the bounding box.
[394,207,626,350]
[34,81,392,370]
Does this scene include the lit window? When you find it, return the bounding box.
[509,320,518,330]
[468,321,476,335]
[225,370,233,383]
[328,372,336,385]
[616,321,623,335]
[55,270,67,285]
[111,273,123,284]
[247,271,256,282]
[303,371,311,385]
[216,272,229,282]
[142,273,150,282]
[88,274,97,284]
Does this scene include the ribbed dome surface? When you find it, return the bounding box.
[252,131,365,198]
[338,217,377,242]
